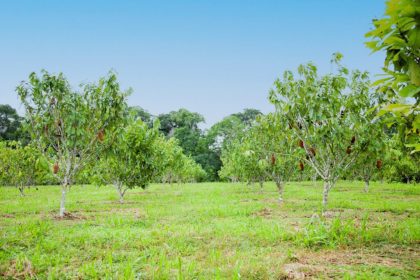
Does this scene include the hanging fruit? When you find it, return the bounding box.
[271,154,276,165]
[346,146,352,155]
[97,130,105,142]
[298,161,304,171]
[298,140,304,148]
[53,162,59,174]
[309,147,316,157]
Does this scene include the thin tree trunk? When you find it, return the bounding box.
[259,180,264,192]
[275,179,284,203]
[18,186,25,197]
[364,179,369,193]
[119,191,124,204]
[115,182,126,204]
[322,181,331,210]
[60,160,72,218]
[59,185,67,217]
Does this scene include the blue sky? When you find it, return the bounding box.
[0,0,385,127]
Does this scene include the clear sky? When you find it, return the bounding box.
[0,0,386,128]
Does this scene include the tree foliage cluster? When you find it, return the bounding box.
[2,71,204,216]
[129,106,262,181]
[366,0,420,151]
[220,55,419,209]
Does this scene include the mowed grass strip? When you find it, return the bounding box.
[0,181,419,279]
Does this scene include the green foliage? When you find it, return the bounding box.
[160,138,206,184]
[365,0,420,152]
[0,104,27,142]
[383,135,420,182]
[231,108,262,126]
[157,108,204,137]
[269,55,379,207]
[128,106,154,127]
[154,108,263,181]
[16,70,129,214]
[350,110,388,190]
[92,119,166,201]
[220,113,297,201]
[0,141,49,194]
[92,119,206,201]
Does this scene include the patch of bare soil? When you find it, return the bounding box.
[253,207,273,218]
[1,214,15,218]
[282,263,325,279]
[282,246,420,278]
[1,259,36,279]
[52,211,87,220]
[109,208,146,219]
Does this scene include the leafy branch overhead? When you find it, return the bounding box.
[365,0,420,152]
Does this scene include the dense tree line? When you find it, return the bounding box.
[128,106,262,181]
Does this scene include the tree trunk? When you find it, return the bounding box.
[275,179,284,203]
[59,161,72,218]
[259,180,264,192]
[364,179,369,193]
[119,191,124,204]
[322,181,331,210]
[18,186,25,197]
[59,185,67,217]
[115,182,126,204]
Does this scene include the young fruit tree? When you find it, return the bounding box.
[160,137,206,185]
[92,119,169,203]
[161,138,206,184]
[219,137,268,190]
[0,141,49,196]
[16,71,129,217]
[243,113,296,202]
[269,54,376,209]
[351,119,387,192]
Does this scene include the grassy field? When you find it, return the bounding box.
[0,181,419,279]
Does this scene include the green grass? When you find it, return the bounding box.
[0,181,419,279]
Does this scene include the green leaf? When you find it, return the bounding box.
[382,103,412,115]
[399,84,420,97]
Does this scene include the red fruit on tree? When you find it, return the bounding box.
[271,154,276,165]
[97,130,105,142]
[309,147,316,157]
[53,162,59,174]
[298,140,304,148]
[351,135,356,145]
[298,161,304,171]
[346,146,352,155]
